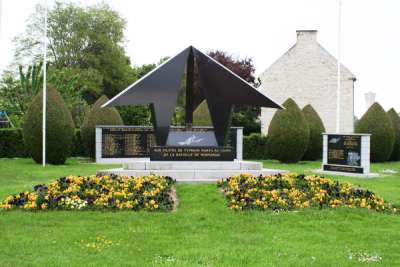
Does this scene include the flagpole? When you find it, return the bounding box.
[0,0,3,40]
[42,1,47,166]
[336,0,342,133]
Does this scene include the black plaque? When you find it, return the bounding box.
[324,134,364,174]
[327,134,361,166]
[102,127,155,158]
[101,126,238,159]
[150,146,235,161]
[323,164,364,174]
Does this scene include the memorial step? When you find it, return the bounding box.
[122,160,263,171]
[98,168,287,182]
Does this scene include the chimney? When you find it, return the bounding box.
[296,30,318,44]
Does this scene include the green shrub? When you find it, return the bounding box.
[23,86,75,164]
[72,129,86,157]
[0,128,26,157]
[268,98,309,163]
[243,133,269,159]
[302,104,325,160]
[355,102,394,162]
[81,95,123,158]
[387,108,400,161]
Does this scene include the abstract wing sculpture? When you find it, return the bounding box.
[103,46,282,146]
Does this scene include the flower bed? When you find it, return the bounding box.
[217,173,398,213]
[0,174,175,211]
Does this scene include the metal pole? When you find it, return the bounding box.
[336,0,342,133]
[42,1,47,166]
[0,0,3,40]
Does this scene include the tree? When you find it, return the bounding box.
[356,103,394,162]
[81,95,123,158]
[12,2,135,101]
[268,98,310,163]
[387,108,400,161]
[302,104,325,160]
[135,63,156,79]
[47,66,90,127]
[0,63,44,124]
[0,75,25,127]
[19,62,43,99]
[23,86,75,164]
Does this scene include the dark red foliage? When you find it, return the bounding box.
[207,50,256,84]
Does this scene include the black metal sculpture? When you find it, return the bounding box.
[103,46,282,146]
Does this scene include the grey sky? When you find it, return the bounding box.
[0,0,399,117]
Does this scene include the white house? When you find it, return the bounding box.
[259,30,356,134]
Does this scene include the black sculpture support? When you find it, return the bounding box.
[103,46,282,146]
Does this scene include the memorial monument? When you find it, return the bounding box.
[98,46,286,181]
[321,133,371,175]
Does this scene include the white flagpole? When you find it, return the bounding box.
[336,0,342,133]
[0,0,3,40]
[42,1,47,166]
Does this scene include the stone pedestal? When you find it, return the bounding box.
[98,160,286,182]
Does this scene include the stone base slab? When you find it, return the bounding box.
[122,160,263,171]
[98,168,287,182]
[313,169,380,178]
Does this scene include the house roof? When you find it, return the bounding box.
[259,30,356,81]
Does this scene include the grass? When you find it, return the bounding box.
[0,158,400,266]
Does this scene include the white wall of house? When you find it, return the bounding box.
[259,30,356,135]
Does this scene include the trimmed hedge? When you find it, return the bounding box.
[268,98,310,163]
[243,133,269,159]
[302,104,325,160]
[0,128,26,157]
[0,128,86,158]
[356,102,394,162]
[81,95,123,159]
[23,86,75,164]
[72,129,86,157]
[387,108,400,161]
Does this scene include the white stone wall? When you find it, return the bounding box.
[259,30,356,134]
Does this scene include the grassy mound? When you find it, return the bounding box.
[218,173,397,213]
[0,175,175,211]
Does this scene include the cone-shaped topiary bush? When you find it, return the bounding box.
[268,98,310,163]
[355,102,394,162]
[23,86,75,164]
[302,104,325,160]
[387,108,400,161]
[81,95,123,158]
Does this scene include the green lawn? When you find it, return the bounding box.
[1,158,400,266]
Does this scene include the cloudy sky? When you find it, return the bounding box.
[0,0,399,117]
